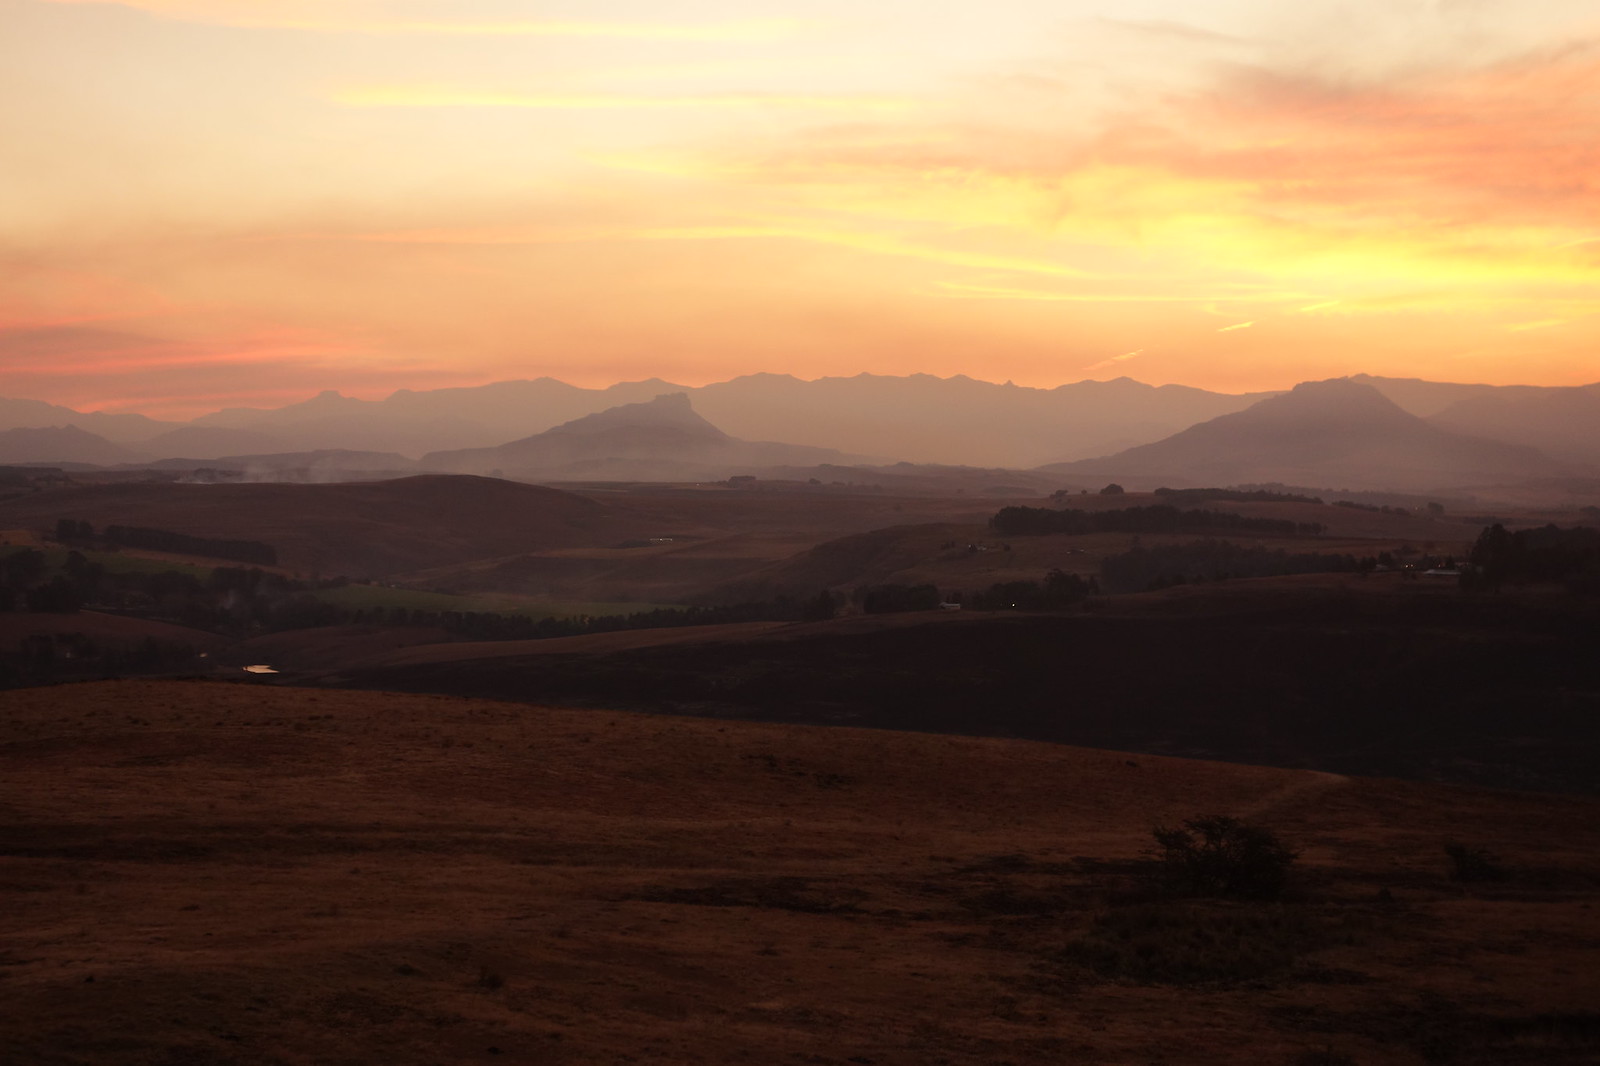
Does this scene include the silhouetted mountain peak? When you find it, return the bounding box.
[1239,378,1411,427]
[545,393,728,441]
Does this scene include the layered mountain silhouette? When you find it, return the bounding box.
[423,393,870,480]
[189,381,689,457]
[0,397,175,443]
[3,372,1598,491]
[1046,378,1582,492]
[0,425,143,466]
[1428,383,1600,467]
[158,374,1276,466]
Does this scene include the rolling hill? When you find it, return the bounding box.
[0,474,645,577]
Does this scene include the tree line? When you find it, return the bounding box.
[1097,540,1373,593]
[990,504,1324,538]
[56,518,277,566]
[1466,523,1600,592]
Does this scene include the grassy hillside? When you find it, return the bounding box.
[3,680,1597,1065]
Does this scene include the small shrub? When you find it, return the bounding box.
[1444,842,1508,883]
[1152,816,1298,900]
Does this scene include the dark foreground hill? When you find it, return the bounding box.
[319,577,1600,794]
[4,679,1599,1065]
[0,475,644,576]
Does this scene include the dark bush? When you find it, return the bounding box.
[1152,816,1298,900]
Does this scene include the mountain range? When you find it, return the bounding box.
[2,374,1273,466]
[2,372,1598,495]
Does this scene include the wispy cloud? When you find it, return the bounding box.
[1083,348,1146,373]
[936,282,1295,304]
[333,88,908,111]
[39,2,813,39]
[1217,321,1254,332]
[1094,17,1250,47]
[270,221,1108,281]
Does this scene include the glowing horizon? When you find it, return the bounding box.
[4,0,1599,419]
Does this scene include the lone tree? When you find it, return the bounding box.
[1100,483,1126,495]
[1152,815,1298,900]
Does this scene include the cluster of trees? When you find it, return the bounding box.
[965,569,1098,609]
[991,504,1324,538]
[1098,540,1372,593]
[0,549,340,631]
[56,518,278,566]
[1332,500,1421,516]
[0,631,202,690]
[1,548,88,612]
[1466,523,1600,592]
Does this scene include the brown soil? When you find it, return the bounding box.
[3,680,1598,1065]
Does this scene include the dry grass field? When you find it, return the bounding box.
[4,680,1599,1065]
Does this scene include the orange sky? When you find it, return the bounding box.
[3,0,1598,418]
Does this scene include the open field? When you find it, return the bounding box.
[315,575,1600,794]
[4,680,1599,1065]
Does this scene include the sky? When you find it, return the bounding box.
[2,0,1598,418]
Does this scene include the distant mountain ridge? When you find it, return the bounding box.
[1,371,1597,479]
[1048,378,1583,492]
[423,393,871,480]
[0,425,144,466]
[43,373,1278,466]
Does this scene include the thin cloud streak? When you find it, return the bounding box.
[334,88,909,111]
[37,2,814,39]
